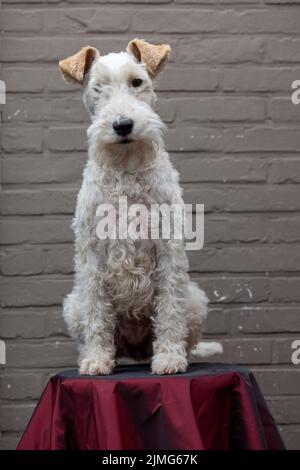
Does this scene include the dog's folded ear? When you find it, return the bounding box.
[127,39,171,78]
[59,46,100,85]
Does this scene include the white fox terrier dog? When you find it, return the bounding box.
[59,39,222,375]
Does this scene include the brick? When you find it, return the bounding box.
[2,156,85,184]
[204,215,269,243]
[169,97,265,123]
[184,186,300,212]
[47,309,67,336]
[0,373,45,400]
[280,426,300,450]
[43,9,131,34]
[269,217,300,242]
[266,38,300,62]
[266,0,300,3]
[254,369,300,396]
[1,128,43,153]
[193,276,269,304]
[178,37,263,64]
[203,308,228,335]
[166,127,224,152]
[269,159,300,183]
[0,310,47,338]
[6,341,77,368]
[220,338,272,364]
[157,67,219,91]
[67,0,172,2]
[173,157,267,183]
[46,68,78,92]
[48,127,87,151]
[0,276,72,307]
[3,0,170,2]
[0,244,74,275]
[268,398,300,424]
[222,67,300,92]
[2,66,78,94]
[0,404,36,432]
[269,98,300,122]
[3,97,87,123]
[167,127,300,153]
[175,0,266,3]
[188,246,300,273]
[0,308,67,338]
[0,217,73,245]
[222,185,300,212]
[86,9,132,33]
[155,99,176,123]
[223,127,300,153]
[2,9,42,32]
[2,67,45,93]
[133,9,300,34]
[0,435,20,451]
[3,0,60,2]
[270,278,300,302]
[0,189,77,215]
[230,308,300,334]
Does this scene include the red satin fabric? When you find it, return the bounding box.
[17,364,285,450]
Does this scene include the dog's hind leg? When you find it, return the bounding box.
[186,281,223,360]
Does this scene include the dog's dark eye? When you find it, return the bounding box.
[132,78,143,88]
[93,84,102,93]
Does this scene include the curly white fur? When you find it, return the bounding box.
[62,46,222,375]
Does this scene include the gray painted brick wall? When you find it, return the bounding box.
[1,0,300,450]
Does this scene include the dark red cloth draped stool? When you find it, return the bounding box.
[17,363,285,450]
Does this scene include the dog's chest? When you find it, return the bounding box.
[95,171,159,313]
[102,170,154,204]
[99,171,158,241]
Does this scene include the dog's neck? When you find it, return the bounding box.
[91,139,164,174]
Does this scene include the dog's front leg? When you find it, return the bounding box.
[152,242,189,375]
[78,265,116,376]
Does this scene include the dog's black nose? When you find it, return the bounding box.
[113,118,134,137]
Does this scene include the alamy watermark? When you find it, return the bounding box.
[0,79,6,130]
[0,340,6,365]
[291,80,300,105]
[291,340,300,365]
[95,197,204,251]
[0,80,6,105]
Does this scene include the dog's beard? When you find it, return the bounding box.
[103,139,158,172]
[88,120,164,172]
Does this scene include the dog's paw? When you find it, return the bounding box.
[79,353,114,376]
[151,352,188,375]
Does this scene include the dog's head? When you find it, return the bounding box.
[59,39,171,166]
